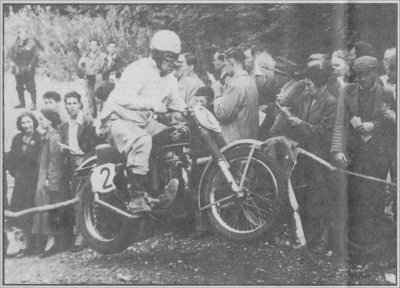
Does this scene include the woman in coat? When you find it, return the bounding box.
[284,63,338,252]
[31,108,67,258]
[6,111,42,256]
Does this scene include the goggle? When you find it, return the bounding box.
[162,52,179,64]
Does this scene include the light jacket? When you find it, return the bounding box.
[214,70,259,143]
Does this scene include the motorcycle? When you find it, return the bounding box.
[75,106,283,254]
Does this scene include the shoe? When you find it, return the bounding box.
[157,178,179,210]
[128,194,152,213]
[30,103,36,110]
[14,103,25,109]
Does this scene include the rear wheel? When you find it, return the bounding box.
[202,147,283,242]
[79,179,140,254]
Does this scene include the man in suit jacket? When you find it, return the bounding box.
[60,91,97,252]
[331,56,395,262]
[284,63,337,252]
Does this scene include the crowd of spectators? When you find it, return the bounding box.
[4,28,397,267]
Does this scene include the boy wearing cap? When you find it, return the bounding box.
[331,56,395,263]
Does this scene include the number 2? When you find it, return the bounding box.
[100,167,113,190]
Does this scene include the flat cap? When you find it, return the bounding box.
[353,56,378,72]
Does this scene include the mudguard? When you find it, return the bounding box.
[74,155,97,177]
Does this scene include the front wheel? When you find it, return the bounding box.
[202,147,283,242]
[78,178,140,254]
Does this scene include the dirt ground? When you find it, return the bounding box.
[3,231,397,285]
[2,73,398,285]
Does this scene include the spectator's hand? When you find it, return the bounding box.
[333,152,347,164]
[356,122,374,134]
[27,65,33,71]
[153,102,168,114]
[45,179,50,188]
[383,109,396,123]
[287,116,302,127]
[337,77,346,89]
[276,93,285,104]
[211,81,223,97]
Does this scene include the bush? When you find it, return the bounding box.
[4,4,397,81]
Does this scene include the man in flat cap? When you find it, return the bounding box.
[331,56,396,264]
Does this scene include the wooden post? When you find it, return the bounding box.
[287,179,307,248]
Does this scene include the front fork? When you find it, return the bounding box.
[196,124,258,210]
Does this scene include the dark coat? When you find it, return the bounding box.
[330,83,393,155]
[284,89,338,219]
[32,129,67,235]
[8,38,39,76]
[102,54,124,80]
[6,131,41,230]
[330,83,396,250]
[60,114,97,155]
[290,89,338,159]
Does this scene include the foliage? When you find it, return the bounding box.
[4,3,397,81]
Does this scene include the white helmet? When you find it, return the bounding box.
[150,30,181,54]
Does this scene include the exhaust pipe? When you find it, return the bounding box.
[94,193,141,220]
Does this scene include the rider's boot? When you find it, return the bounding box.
[127,172,152,213]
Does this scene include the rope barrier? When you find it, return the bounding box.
[297,148,397,187]
[4,197,80,218]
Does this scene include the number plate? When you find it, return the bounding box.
[90,163,116,193]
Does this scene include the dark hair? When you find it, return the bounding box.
[16,111,38,132]
[43,91,61,102]
[41,108,62,128]
[353,41,374,58]
[226,48,246,66]
[94,80,115,101]
[182,53,198,70]
[194,86,214,101]
[107,40,116,46]
[64,91,82,105]
[214,52,225,62]
[303,64,330,88]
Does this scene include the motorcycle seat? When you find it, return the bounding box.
[95,144,124,165]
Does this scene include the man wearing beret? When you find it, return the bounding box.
[331,56,396,263]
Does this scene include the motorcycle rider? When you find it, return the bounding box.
[99,30,185,213]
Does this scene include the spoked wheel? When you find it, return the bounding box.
[203,147,282,242]
[79,181,140,254]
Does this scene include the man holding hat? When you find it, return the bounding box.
[331,56,395,263]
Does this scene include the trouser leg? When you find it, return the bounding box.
[15,74,25,105]
[86,76,96,118]
[24,72,36,104]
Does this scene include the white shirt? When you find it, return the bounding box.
[101,58,185,126]
[67,110,84,155]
